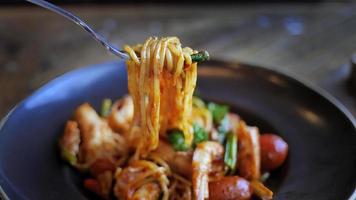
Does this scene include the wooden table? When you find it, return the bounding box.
[0,3,355,118]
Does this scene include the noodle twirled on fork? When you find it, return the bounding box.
[124,37,197,155]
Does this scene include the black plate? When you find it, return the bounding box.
[0,60,355,200]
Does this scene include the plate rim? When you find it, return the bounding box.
[0,59,355,199]
[206,60,355,127]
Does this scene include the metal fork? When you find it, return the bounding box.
[25,0,209,62]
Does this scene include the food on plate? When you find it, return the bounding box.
[260,134,289,171]
[59,37,288,199]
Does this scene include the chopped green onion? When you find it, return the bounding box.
[224,131,238,175]
[218,115,230,133]
[260,172,270,182]
[192,97,206,108]
[208,102,229,124]
[168,129,189,151]
[61,148,77,166]
[193,123,209,146]
[100,98,112,117]
[191,51,210,63]
[216,115,230,144]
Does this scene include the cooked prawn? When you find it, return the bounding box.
[153,140,192,178]
[59,121,80,166]
[74,103,127,167]
[237,121,261,180]
[108,95,134,136]
[192,141,223,200]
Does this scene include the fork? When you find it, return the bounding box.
[25,0,209,63]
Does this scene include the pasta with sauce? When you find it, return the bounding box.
[59,37,288,200]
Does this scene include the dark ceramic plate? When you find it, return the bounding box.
[0,60,355,200]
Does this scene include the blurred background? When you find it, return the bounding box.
[0,0,355,118]
[2,0,354,3]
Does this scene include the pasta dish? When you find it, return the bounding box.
[59,37,288,200]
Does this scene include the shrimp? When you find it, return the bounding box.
[59,103,128,198]
[153,140,192,178]
[237,121,261,180]
[75,103,127,167]
[108,95,134,136]
[59,121,80,166]
[192,141,224,200]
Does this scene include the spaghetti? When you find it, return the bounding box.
[124,37,197,155]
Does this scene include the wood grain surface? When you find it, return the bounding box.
[0,3,355,118]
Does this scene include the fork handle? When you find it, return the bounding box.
[25,0,209,63]
[25,0,129,59]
